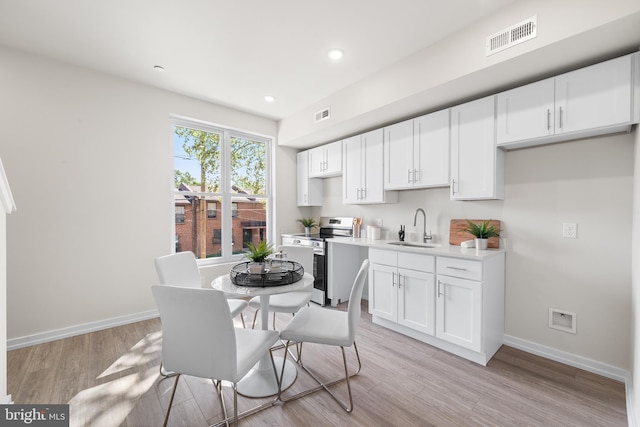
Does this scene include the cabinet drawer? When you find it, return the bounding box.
[437,257,482,281]
[369,248,398,267]
[398,252,435,273]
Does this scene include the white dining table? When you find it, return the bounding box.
[211,272,314,398]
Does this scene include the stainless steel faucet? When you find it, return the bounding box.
[413,208,432,243]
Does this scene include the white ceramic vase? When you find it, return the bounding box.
[475,238,489,250]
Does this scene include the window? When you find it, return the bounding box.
[175,206,185,224]
[172,117,272,262]
[207,202,217,219]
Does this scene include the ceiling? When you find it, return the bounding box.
[0,0,518,121]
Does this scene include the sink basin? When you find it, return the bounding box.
[386,241,442,249]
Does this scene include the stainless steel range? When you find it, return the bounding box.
[281,217,353,306]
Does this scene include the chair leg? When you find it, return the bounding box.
[211,348,281,427]
[251,309,259,329]
[279,340,362,413]
[163,374,181,427]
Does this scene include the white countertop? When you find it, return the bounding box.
[327,236,505,260]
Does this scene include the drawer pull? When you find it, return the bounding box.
[446,266,468,271]
[437,280,444,297]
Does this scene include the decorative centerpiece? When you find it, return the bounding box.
[464,219,500,250]
[297,217,318,236]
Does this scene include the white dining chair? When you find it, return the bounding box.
[154,251,248,326]
[249,245,314,329]
[152,285,280,427]
[277,259,369,413]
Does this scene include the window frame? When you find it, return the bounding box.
[170,115,274,265]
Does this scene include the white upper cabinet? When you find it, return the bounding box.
[384,110,449,190]
[309,140,342,177]
[296,150,323,206]
[496,78,555,144]
[450,95,504,200]
[343,129,397,204]
[497,54,634,149]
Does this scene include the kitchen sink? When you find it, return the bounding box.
[386,241,442,249]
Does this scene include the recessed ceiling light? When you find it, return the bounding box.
[264,95,276,103]
[154,65,165,72]
[328,49,344,61]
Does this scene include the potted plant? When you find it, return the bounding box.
[464,219,499,250]
[244,240,275,273]
[297,217,318,236]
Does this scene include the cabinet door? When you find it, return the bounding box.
[398,268,435,335]
[450,95,502,200]
[384,119,414,190]
[496,78,555,145]
[556,55,632,134]
[342,134,362,204]
[361,128,384,203]
[369,262,397,322]
[296,151,322,206]
[323,140,343,176]
[436,275,481,351]
[414,109,450,187]
[308,146,326,177]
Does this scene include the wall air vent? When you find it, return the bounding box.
[314,107,331,123]
[486,16,537,56]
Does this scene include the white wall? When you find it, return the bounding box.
[631,128,640,424]
[0,46,284,341]
[312,133,634,370]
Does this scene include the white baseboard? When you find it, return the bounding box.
[627,376,637,427]
[2,394,12,404]
[7,309,159,351]
[504,334,629,382]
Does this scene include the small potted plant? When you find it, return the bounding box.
[244,240,275,273]
[464,219,499,250]
[297,217,318,236]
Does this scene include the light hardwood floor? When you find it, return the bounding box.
[8,302,627,426]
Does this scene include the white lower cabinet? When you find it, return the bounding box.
[436,272,481,352]
[369,249,435,335]
[369,248,505,366]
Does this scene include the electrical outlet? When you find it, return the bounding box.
[562,222,577,238]
[373,218,383,227]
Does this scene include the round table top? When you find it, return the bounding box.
[211,272,314,297]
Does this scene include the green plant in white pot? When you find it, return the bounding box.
[464,219,499,250]
[297,217,318,236]
[244,240,275,273]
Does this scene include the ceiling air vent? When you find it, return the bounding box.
[486,16,537,56]
[314,107,330,123]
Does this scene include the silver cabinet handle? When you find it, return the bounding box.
[408,169,412,183]
[398,273,402,288]
[451,179,457,195]
[361,188,366,200]
[559,106,563,129]
[437,280,444,297]
[446,266,468,271]
[392,271,396,287]
[414,169,419,183]
[546,108,551,131]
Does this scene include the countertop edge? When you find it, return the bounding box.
[326,237,505,260]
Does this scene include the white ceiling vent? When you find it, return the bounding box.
[486,16,537,56]
[314,107,331,123]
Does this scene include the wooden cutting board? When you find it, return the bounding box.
[449,219,501,248]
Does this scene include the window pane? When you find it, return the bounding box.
[174,126,221,192]
[231,136,266,196]
[175,194,223,259]
[232,196,267,255]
